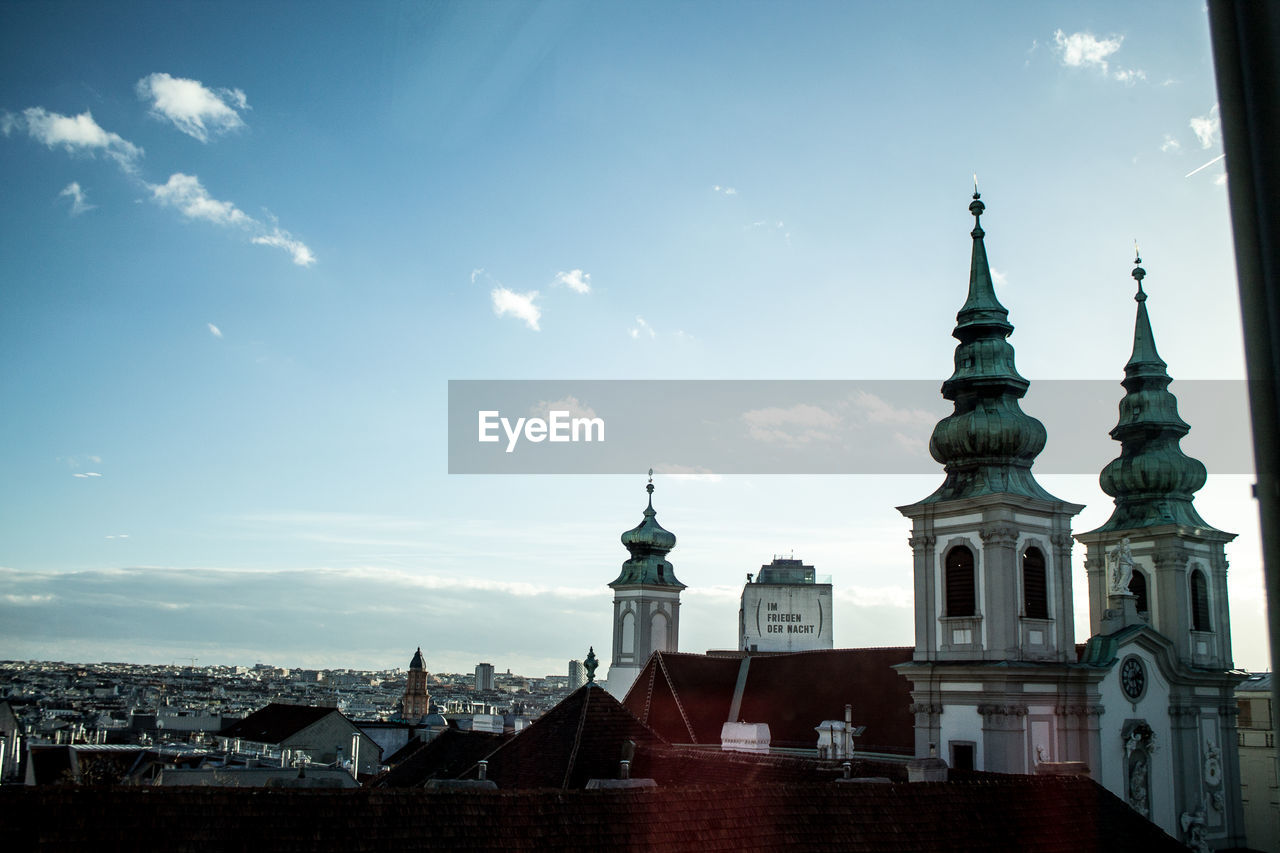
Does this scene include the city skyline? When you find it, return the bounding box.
[1,2,1265,677]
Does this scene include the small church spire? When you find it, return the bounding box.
[1089,253,1219,532]
[611,471,683,588]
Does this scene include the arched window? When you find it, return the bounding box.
[1129,569,1149,614]
[945,546,976,617]
[651,610,669,652]
[1191,569,1211,632]
[621,610,635,653]
[1022,547,1048,619]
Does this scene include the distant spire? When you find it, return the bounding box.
[1087,253,1219,533]
[610,473,684,589]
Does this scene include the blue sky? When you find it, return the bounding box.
[1,1,1264,677]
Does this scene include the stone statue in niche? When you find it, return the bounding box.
[1108,537,1136,594]
[1123,720,1155,819]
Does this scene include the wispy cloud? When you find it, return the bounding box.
[148,172,250,226]
[1160,134,1181,153]
[712,185,737,195]
[73,472,103,478]
[105,534,129,539]
[1190,104,1220,149]
[252,226,316,266]
[553,269,591,294]
[470,267,485,284]
[2,107,142,171]
[491,286,541,330]
[147,173,315,265]
[136,72,248,143]
[1052,30,1143,84]
[629,315,655,339]
[530,396,597,420]
[59,181,94,215]
[207,322,223,338]
[742,403,841,446]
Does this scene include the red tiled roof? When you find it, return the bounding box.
[1,776,1187,852]
[625,648,915,752]
[219,703,340,744]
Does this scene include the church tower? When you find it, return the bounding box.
[1075,255,1237,668]
[1075,255,1244,848]
[400,646,431,722]
[605,474,684,700]
[896,191,1086,772]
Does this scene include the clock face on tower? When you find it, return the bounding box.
[1121,656,1146,700]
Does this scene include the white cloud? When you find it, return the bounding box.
[1215,173,1227,187]
[2,107,142,171]
[147,172,250,227]
[207,322,222,338]
[491,286,541,330]
[136,72,248,143]
[470,267,485,284]
[1053,29,1122,72]
[531,396,598,421]
[105,534,130,539]
[1052,29,1143,83]
[742,403,841,445]
[73,472,102,478]
[1191,105,1220,149]
[712,185,737,195]
[147,173,315,265]
[59,181,94,215]
[630,315,656,339]
[553,269,591,294]
[1161,135,1181,153]
[652,463,722,482]
[252,227,316,267]
[990,267,1009,290]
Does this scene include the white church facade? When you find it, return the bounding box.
[895,192,1244,849]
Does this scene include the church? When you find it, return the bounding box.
[603,191,1246,850]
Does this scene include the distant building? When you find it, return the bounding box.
[1236,673,1279,852]
[739,557,833,653]
[568,660,586,689]
[401,648,431,722]
[605,478,685,700]
[218,703,382,776]
[474,663,495,692]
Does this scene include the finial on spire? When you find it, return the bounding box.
[968,183,985,235]
[1132,244,1147,302]
[584,646,598,683]
[646,467,654,496]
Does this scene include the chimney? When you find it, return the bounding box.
[477,759,488,781]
